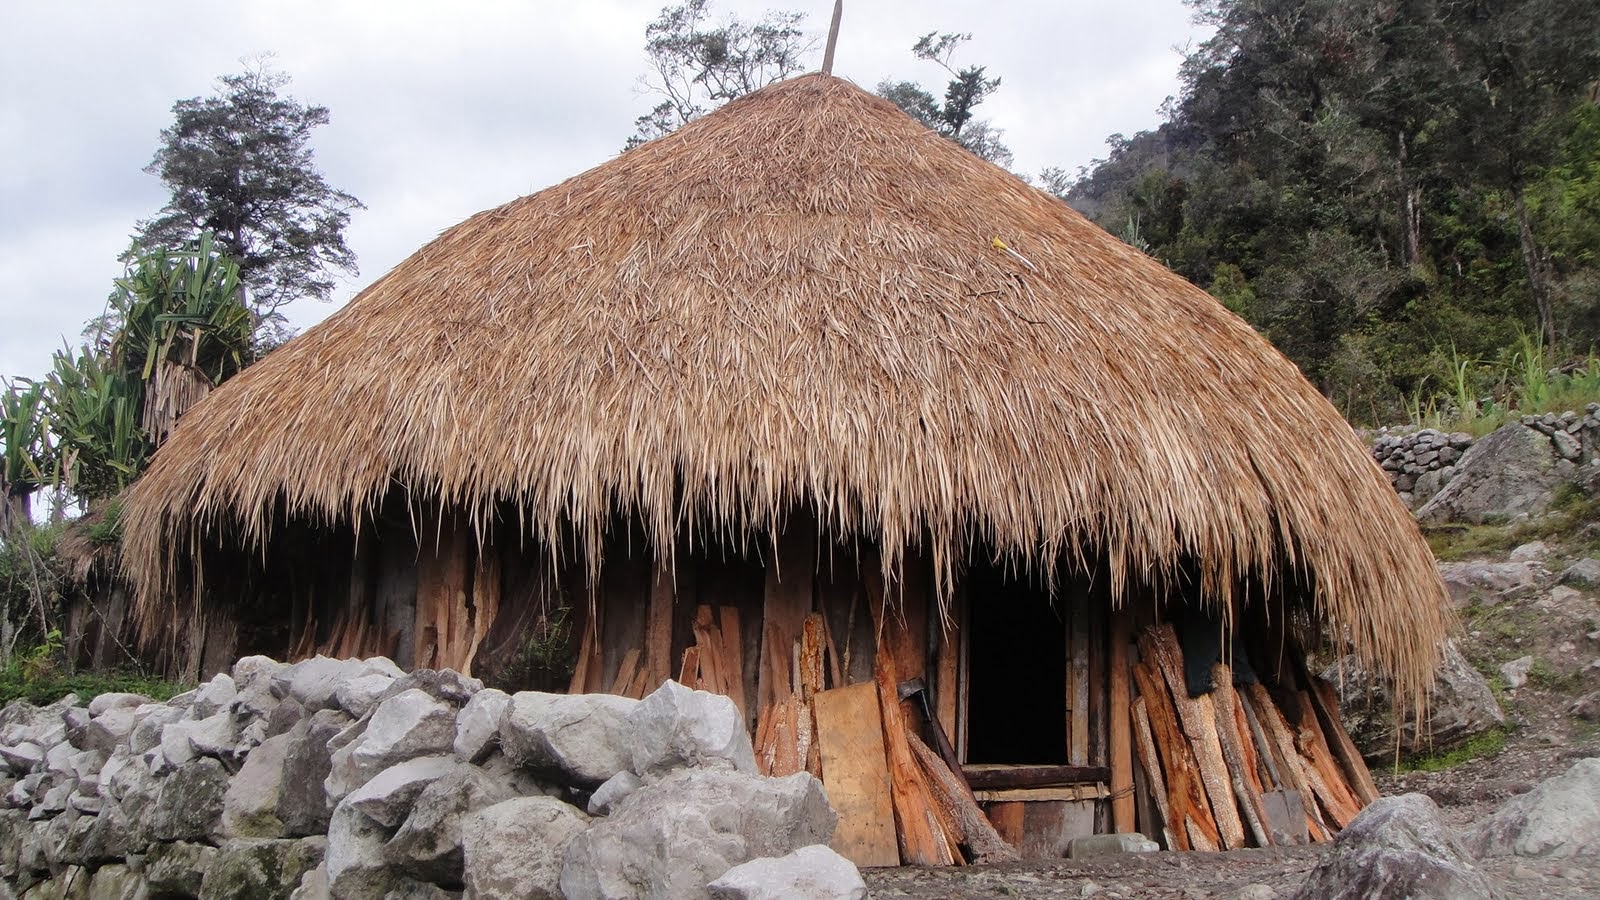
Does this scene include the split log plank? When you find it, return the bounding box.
[876,629,954,866]
[1243,683,1330,841]
[1306,676,1380,806]
[610,648,642,696]
[972,785,1110,803]
[908,731,1018,864]
[814,682,900,867]
[1142,625,1246,850]
[1132,696,1180,850]
[678,645,701,689]
[1133,660,1218,851]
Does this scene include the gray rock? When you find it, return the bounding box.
[1292,794,1500,900]
[344,755,456,829]
[127,705,182,756]
[379,669,480,708]
[561,769,836,900]
[1436,560,1537,605]
[1553,429,1582,460]
[150,757,229,842]
[202,837,327,900]
[707,845,866,900]
[1570,691,1600,721]
[1559,558,1600,588]
[279,710,352,837]
[326,690,455,803]
[1066,833,1160,858]
[288,863,329,900]
[186,710,243,762]
[156,718,200,772]
[223,730,294,838]
[86,694,149,718]
[233,656,286,692]
[193,673,238,718]
[1464,757,1600,858]
[325,802,406,900]
[85,863,144,900]
[275,657,398,714]
[144,839,217,896]
[57,801,126,867]
[335,675,396,720]
[1417,424,1565,524]
[451,689,509,764]
[83,706,138,754]
[0,744,43,774]
[1324,640,1505,756]
[61,708,91,750]
[384,762,517,884]
[500,692,639,786]
[588,770,644,816]
[629,680,757,777]
[1499,656,1534,690]
[462,797,589,900]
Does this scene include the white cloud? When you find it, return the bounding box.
[0,0,1207,374]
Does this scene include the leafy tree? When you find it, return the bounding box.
[876,32,1012,167]
[135,60,363,336]
[629,0,814,147]
[0,382,52,532]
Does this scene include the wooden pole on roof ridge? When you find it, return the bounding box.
[822,0,844,75]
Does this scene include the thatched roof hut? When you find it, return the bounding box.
[119,76,1446,853]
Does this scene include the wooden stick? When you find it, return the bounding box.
[1291,691,1363,827]
[1109,609,1135,833]
[1141,626,1245,849]
[678,645,701,689]
[1131,696,1180,850]
[692,605,724,695]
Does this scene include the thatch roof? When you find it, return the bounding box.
[121,74,1450,704]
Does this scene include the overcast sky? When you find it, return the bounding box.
[0,0,1209,382]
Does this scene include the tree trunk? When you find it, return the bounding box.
[1515,185,1556,349]
[1398,131,1423,269]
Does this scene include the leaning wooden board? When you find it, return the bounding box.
[814,682,900,867]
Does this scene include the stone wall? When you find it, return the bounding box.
[0,658,862,900]
[1368,404,1600,510]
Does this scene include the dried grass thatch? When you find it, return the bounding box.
[120,75,1450,707]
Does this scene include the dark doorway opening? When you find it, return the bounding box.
[964,558,1068,764]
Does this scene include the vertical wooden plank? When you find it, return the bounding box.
[758,515,816,711]
[374,517,417,670]
[985,802,1026,849]
[815,683,900,867]
[598,544,649,691]
[887,548,930,681]
[644,557,675,691]
[718,607,747,718]
[1068,599,1090,765]
[934,583,963,745]
[1109,607,1136,834]
[464,541,500,677]
[414,511,471,671]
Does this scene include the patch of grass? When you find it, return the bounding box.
[1397,727,1509,773]
[1427,487,1600,561]
[1527,657,1584,694]
[0,666,183,707]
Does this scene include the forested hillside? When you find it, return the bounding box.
[1067,0,1600,424]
